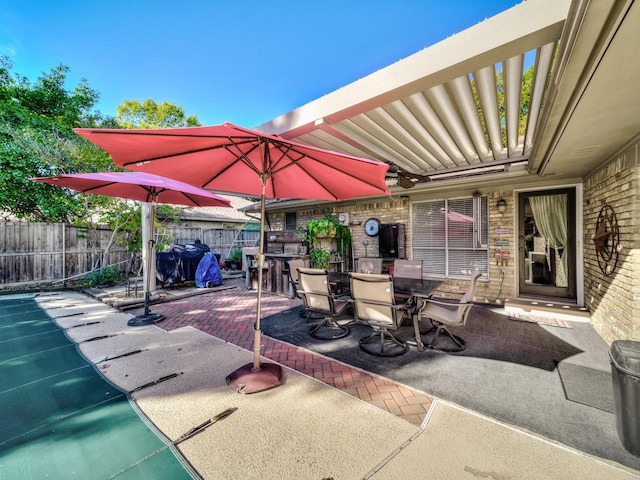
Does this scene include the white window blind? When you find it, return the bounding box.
[412,196,488,279]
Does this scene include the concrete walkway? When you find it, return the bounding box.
[89,278,432,425]
[41,281,640,479]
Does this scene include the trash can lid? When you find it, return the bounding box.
[610,340,640,377]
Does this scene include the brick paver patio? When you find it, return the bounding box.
[129,279,432,426]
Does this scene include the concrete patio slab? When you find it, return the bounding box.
[31,289,640,479]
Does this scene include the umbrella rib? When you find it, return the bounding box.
[80,181,119,194]
[180,192,206,207]
[220,137,264,178]
[118,138,257,169]
[170,138,265,190]
[77,180,158,203]
[141,186,161,203]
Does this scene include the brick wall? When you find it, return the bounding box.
[487,190,516,303]
[266,196,512,303]
[583,140,640,342]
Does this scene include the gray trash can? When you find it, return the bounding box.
[609,340,640,457]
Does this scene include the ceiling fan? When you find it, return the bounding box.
[386,164,431,188]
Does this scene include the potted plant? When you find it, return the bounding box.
[228,248,243,270]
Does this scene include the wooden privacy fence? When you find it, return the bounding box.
[0,222,130,286]
[165,226,260,259]
[0,222,260,286]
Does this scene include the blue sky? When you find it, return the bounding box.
[1,1,520,127]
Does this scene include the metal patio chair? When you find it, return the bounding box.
[392,259,424,307]
[287,258,319,319]
[417,269,481,352]
[287,258,308,298]
[297,267,350,340]
[393,259,423,279]
[349,272,410,357]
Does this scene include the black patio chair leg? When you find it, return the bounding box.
[424,324,467,352]
[304,309,327,322]
[309,316,350,340]
[359,329,408,357]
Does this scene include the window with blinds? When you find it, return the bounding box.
[412,196,488,279]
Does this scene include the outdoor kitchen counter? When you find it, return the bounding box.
[246,253,309,296]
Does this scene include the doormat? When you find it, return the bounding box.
[558,362,615,413]
[508,312,572,329]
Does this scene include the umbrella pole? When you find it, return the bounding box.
[253,188,267,371]
[226,182,283,393]
[129,202,164,327]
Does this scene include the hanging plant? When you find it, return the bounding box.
[304,214,338,239]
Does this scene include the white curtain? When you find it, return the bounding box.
[529,194,568,286]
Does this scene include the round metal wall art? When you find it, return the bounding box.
[593,205,620,275]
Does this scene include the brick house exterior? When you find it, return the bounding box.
[253,0,639,346]
[583,138,640,342]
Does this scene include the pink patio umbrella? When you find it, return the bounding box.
[31,172,231,326]
[74,122,390,393]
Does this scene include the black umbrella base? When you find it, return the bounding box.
[226,362,284,394]
[128,313,164,327]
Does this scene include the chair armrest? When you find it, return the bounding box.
[297,289,344,301]
[425,298,473,306]
[429,290,464,297]
[350,298,409,311]
[420,297,471,308]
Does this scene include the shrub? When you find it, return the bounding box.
[84,266,122,287]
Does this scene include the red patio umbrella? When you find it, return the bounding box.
[31,172,231,326]
[74,122,390,393]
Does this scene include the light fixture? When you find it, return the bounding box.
[496,198,507,213]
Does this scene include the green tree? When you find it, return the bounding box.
[518,66,534,135]
[116,99,201,129]
[0,59,196,223]
[112,98,204,259]
[0,58,205,273]
[0,56,117,221]
[471,64,534,150]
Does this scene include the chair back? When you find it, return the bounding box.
[420,269,482,327]
[287,258,309,297]
[461,269,482,304]
[350,273,401,328]
[297,267,332,314]
[393,259,423,279]
[358,257,383,274]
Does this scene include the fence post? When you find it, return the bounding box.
[62,223,66,287]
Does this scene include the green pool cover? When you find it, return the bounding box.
[0,294,198,479]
